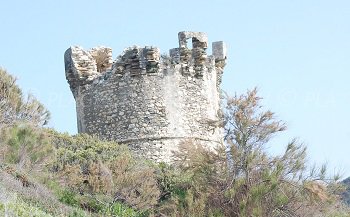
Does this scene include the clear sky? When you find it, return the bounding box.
[1,0,349,177]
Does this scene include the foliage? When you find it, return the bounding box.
[222,88,344,216]
[0,68,50,127]
[0,128,150,216]
[0,193,53,217]
[0,69,157,216]
[100,202,149,217]
[0,124,54,170]
[0,68,348,216]
[0,164,87,216]
[341,177,350,205]
[49,132,160,213]
[156,88,347,217]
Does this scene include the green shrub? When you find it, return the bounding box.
[50,132,160,213]
[102,202,148,217]
[0,193,52,217]
[0,164,89,216]
[0,124,54,170]
[58,189,79,207]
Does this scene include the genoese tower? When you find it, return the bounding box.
[64,31,227,161]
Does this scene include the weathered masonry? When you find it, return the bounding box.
[64,31,227,162]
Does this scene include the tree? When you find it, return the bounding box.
[160,88,345,217]
[0,68,50,127]
[223,88,339,216]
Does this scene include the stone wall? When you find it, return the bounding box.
[64,31,227,162]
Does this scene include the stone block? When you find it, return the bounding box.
[212,41,227,60]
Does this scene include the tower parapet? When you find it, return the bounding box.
[64,31,227,162]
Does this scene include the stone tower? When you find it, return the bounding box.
[64,31,227,162]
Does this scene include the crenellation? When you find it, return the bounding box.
[212,41,227,61]
[178,31,208,49]
[143,46,160,73]
[179,47,192,63]
[212,41,227,87]
[65,46,98,98]
[65,31,227,162]
[89,46,113,73]
[126,47,142,76]
[169,48,180,63]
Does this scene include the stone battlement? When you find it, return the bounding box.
[64,31,227,162]
[65,31,226,97]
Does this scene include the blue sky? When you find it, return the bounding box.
[1,0,349,177]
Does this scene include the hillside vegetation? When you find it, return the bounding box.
[341,177,350,206]
[0,68,349,216]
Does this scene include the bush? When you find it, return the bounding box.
[0,196,53,217]
[50,132,160,213]
[0,68,50,127]
[0,124,54,170]
[0,164,88,216]
[101,202,149,217]
[155,89,347,217]
[1,73,348,217]
[58,189,79,207]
